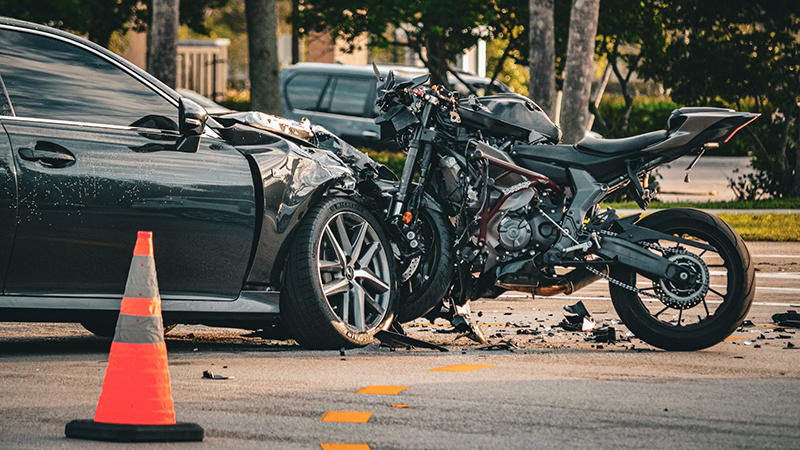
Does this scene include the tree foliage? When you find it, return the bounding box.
[638,0,800,197]
[0,0,228,48]
[292,0,529,87]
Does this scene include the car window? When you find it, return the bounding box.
[0,28,177,130]
[327,77,373,117]
[285,73,328,111]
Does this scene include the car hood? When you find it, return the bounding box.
[213,111,396,182]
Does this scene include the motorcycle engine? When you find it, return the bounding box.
[497,214,531,251]
[494,194,564,256]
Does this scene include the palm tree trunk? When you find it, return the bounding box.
[528,0,556,119]
[560,0,601,144]
[148,0,179,89]
[246,0,283,116]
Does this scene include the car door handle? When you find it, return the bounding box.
[19,142,76,168]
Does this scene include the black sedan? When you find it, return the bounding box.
[0,17,399,349]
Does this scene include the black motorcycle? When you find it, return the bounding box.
[367,64,758,351]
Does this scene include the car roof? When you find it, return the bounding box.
[0,16,180,103]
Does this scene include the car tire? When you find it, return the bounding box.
[281,197,396,349]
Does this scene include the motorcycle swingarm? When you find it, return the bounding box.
[594,234,698,284]
[610,218,715,252]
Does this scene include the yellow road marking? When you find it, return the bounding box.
[725,336,747,340]
[431,364,495,372]
[321,411,372,423]
[357,385,408,395]
[320,444,371,450]
[391,404,410,408]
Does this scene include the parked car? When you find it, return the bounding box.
[280,62,511,150]
[0,17,399,349]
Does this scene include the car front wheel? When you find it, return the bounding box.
[280,197,396,349]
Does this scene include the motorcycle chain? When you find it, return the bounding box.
[582,230,704,304]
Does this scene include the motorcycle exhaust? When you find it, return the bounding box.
[532,265,608,297]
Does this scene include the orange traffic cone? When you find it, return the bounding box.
[66,231,203,442]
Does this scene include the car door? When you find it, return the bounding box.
[0,26,256,300]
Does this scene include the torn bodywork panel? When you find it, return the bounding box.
[214,115,358,287]
[211,111,406,294]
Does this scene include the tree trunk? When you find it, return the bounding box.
[148,0,179,89]
[291,0,300,64]
[423,37,451,89]
[528,0,556,119]
[560,0,601,144]
[792,107,800,196]
[246,0,283,116]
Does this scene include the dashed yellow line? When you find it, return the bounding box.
[431,364,495,372]
[320,444,371,450]
[320,411,373,423]
[356,385,408,395]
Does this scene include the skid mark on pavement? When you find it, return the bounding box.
[321,411,373,423]
[431,364,495,372]
[356,385,408,395]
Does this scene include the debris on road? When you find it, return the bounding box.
[376,330,449,352]
[561,301,596,331]
[202,370,231,380]
[772,310,800,328]
[478,339,519,351]
[587,326,617,344]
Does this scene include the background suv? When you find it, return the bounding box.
[280,63,511,150]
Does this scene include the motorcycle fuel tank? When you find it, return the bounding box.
[457,93,562,144]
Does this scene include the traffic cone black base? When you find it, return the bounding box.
[65,419,204,443]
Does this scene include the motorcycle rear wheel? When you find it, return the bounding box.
[609,208,755,351]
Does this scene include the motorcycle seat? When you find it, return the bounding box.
[575,130,669,154]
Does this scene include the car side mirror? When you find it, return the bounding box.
[176,98,208,152]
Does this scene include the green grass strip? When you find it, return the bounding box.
[716,213,800,242]
[602,198,800,210]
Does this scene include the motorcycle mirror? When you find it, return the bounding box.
[372,62,383,82]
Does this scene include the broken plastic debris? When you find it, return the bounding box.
[202,370,231,380]
[376,330,449,352]
[589,326,616,344]
[563,300,590,317]
[478,339,518,351]
[772,310,800,328]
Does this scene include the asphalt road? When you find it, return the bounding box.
[0,242,798,449]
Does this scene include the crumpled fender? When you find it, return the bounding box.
[216,122,355,287]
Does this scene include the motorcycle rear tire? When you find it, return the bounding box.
[609,208,755,351]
